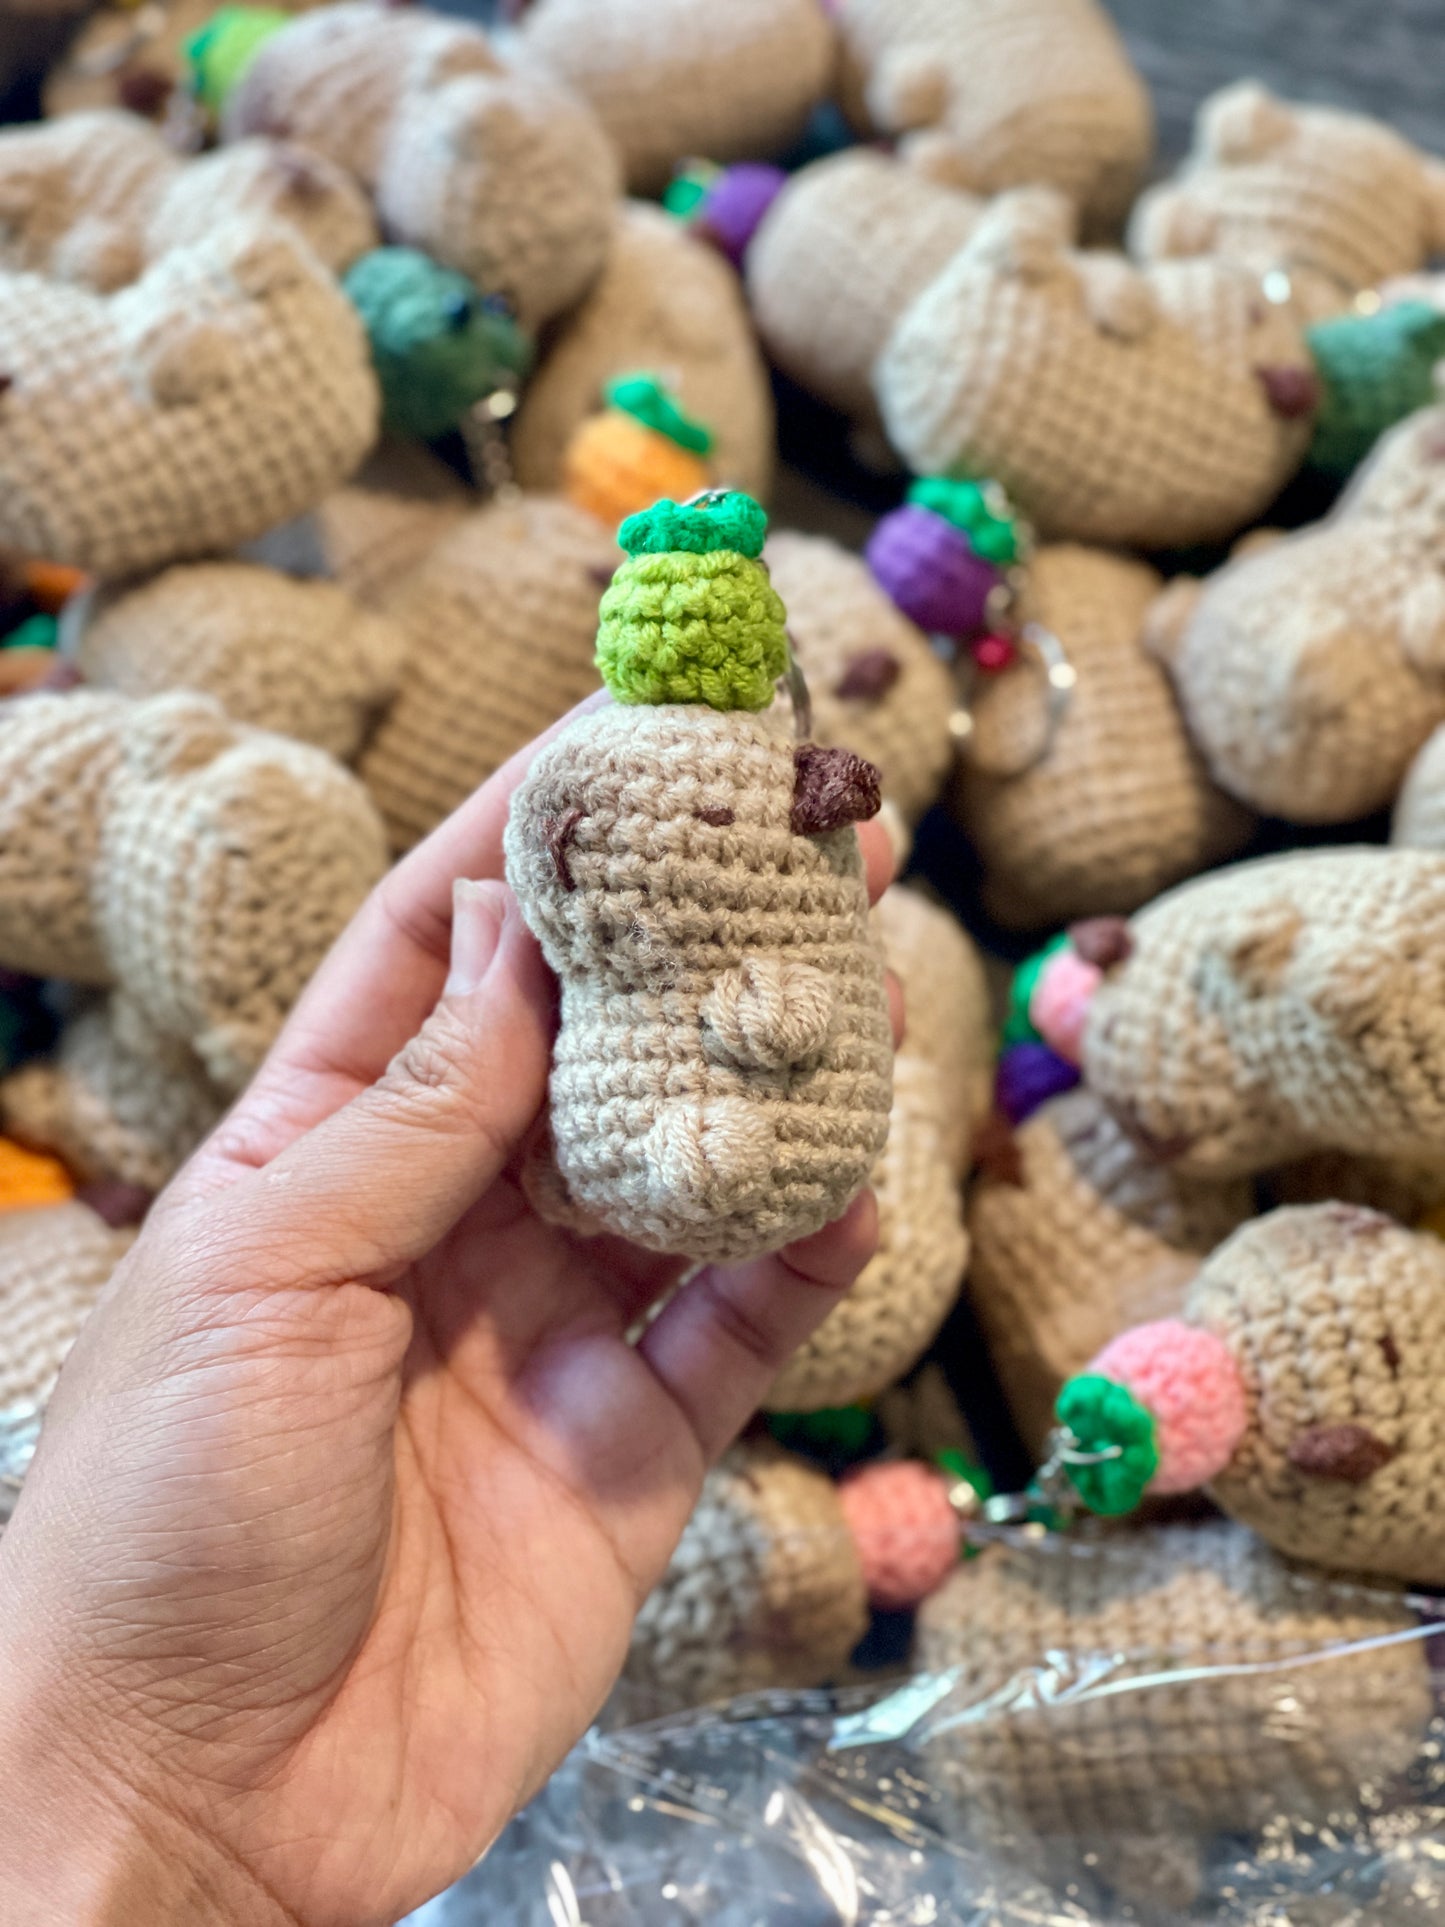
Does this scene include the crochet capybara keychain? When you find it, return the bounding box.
[504,490,894,1263]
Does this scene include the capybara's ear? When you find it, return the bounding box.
[1129,182,1219,259]
[959,186,1076,282]
[1198,80,1294,163]
[1081,256,1159,341]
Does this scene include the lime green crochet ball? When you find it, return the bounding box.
[185,5,289,114]
[597,492,786,710]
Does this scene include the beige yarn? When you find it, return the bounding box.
[1,995,223,1191]
[0,1202,135,1415]
[875,190,1316,551]
[1131,82,1445,300]
[0,691,388,1092]
[509,202,774,503]
[1394,719,1445,851]
[223,0,618,328]
[765,530,955,829]
[76,560,408,762]
[1192,1204,1445,1583]
[956,545,1251,927]
[43,0,316,118]
[1156,409,1445,825]
[835,0,1152,231]
[967,1088,1252,1455]
[1083,847,1445,1179]
[746,149,982,427]
[0,111,377,289]
[506,702,892,1262]
[520,0,834,195]
[359,494,617,851]
[766,887,986,1411]
[626,1441,867,1706]
[916,1520,1430,1892]
[0,217,378,579]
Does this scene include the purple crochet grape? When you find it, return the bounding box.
[995,1040,1080,1126]
[700,164,787,267]
[865,503,1003,638]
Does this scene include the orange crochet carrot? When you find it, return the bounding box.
[563,372,712,532]
[0,1136,75,1212]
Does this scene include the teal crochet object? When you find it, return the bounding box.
[606,373,713,456]
[343,248,534,442]
[598,493,787,710]
[1054,1374,1160,1517]
[184,5,289,114]
[909,475,1023,566]
[1306,300,1445,480]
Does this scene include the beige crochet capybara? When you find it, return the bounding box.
[1154,408,1445,825]
[875,190,1318,550]
[835,0,1152,231]
[222,0,618,326]
[520,0,834,194]
[0,218,377,577]
[0,690,388,1093]
[1079,848,1445,1179]
[505,494,891,1263]
[1131,82,1445,304]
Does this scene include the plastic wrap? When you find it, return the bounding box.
[406,1526,1445,1926]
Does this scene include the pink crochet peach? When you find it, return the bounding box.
[837,1459,960,1610]
[1029,948,1102,1066]
[1090,1319,1249,1494]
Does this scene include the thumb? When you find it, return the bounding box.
[199,880,555,1284]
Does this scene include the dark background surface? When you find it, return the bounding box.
[1107,0,1445,164]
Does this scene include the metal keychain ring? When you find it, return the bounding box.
[949,621,1076,778]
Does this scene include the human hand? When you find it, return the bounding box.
[0,703,897,1927]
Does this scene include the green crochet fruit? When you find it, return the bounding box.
[618,491,768,560]
[1054,1374,1160,1516]
[606,372,713,456]
[909,475,1023,566]
[343,248,533,442]
[185,5,289,114]
[596,546,787,711]
[1306,300,1445,480]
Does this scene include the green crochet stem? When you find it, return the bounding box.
[606,372,713,456]
[185,5,289,114]
[1053,1374,1160,1517]
[662,162,717,221]
[909,475,1023,566]
[618,492,766,558]
[1,613,57,652]
[599,493,786,711]
[1306,300,1445,479]
[767,1405,876,1457]
[1002,932,1072,1050]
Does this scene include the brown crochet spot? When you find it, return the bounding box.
[1109,1098,1194,1165]
[115,66,173,118]
[587,563,615,588]
[272,145,329,201]
[694,807,735,827]
[76,1179,154,1229]
[0,374,14,398]
[791,745,882,836]
[543,808,584,892]
[1254,364,1320,420]
[973,1111,1025,1187]
[1068,917,1133,970]
[835,647,901,701]
[1287,1422,1397,1483]
[1380,1331,1401,1377]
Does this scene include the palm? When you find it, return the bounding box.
[221,1180,702,1924]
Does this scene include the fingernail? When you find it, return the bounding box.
[446,879,508,996]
